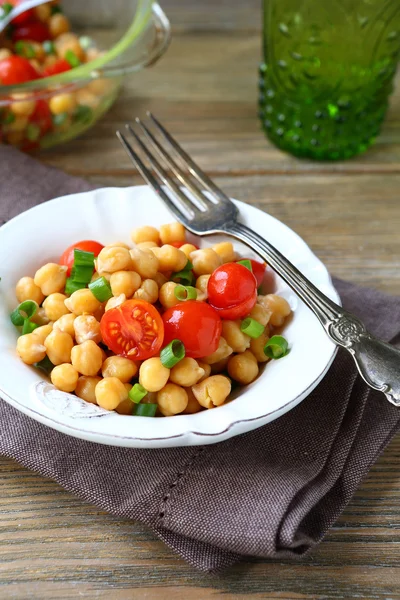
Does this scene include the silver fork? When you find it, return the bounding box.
[117,114,400,407]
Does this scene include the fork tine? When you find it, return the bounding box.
[116,130,193,224]
[125,124,201,221]
[147,112,232,205]
[135,117,210,212]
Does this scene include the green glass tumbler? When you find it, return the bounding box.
[259,0,400,160]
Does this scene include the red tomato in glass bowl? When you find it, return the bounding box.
[0,56,39,85]
[43,59,71,78]
[207,262,257,319]
[162,301,222,359]
[12,21,50,42]
[29,99,52,134]
[101,299,164,361]
[0,0,34,25]
[60,240,104,276]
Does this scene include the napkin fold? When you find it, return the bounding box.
[0,145,399,572]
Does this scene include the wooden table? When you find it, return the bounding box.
[1,2,399,598]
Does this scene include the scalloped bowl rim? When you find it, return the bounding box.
[0,186,340,448]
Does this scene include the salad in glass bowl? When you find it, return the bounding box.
[0,0,170,150]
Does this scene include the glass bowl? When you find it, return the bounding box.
[0,1,170,151]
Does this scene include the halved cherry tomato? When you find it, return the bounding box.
[239,259,266,288]
[29,99,52,135]
[210,292,257,320]
[101,299,164,361]
[13,21,50,42]
[60,240,104,276]
[169,241,199,249]
[162,301,222,359]
[208,262,257,320]
[0,56,39,85]
[43,58,71,78]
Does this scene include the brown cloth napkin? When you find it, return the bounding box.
[1,146,399,572]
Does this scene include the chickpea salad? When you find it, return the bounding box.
[0,0,110,150]
[11,223,292,418]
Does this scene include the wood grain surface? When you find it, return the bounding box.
[1,1,400,598]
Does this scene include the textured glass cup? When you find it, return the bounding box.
[259,0,400,160]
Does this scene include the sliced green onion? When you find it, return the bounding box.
[1,111,15,125]
[65,278,86,296]
[34,356,54,376]
[22,320,39,335]
[184,259,193,271]
[237,259,253,271]
[264,335,289,359]
[89,277,113,302]
[171,269,195,286]
[74,249,95,268]
[43,40,56,55]
[174,285,197,301]
[53,112,68,126]
[74,104,93,124]
[65,49,81,68]
[160,339,185,368]
[15,41,35,59]
[129,383,148,405]
[10,300,38,326]
[134,403,157,417]
[73,265,94,284]
[240,317,264,339]
[0,3,13,18]
[26,123,40,142]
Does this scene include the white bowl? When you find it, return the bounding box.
[0,186,339,448]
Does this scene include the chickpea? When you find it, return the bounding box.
[196,274,210,298]
[75,88,99,110]
[64,289,101,316]
[192,375,231,409]
[32,324,53,344]
[227,350,259,384]
[92,270,111,282]
[75,376,101,404]
[15,276,44,305]
[95,377,128,411]
[131,225,160,245]
[201,337,233,365]
[190,248,222,275]
[179,243,198,259]
[4,116,28,133]
[34,4,51,21]
[157,383,188,416]
[86,78,113,96]
[30,307,50,327]
[104,242,131,251]
[51,364,79,393]
[34,263,67,296]
[43,55,57,70]
[210,356,230,374]
[221,320,251,353]
[97,246,132,273]
[249,303,271,327]
[258,294,291,327]
[49,93,77,116]
[93,303,106,321]
[110,271,141,298]
[49,13,70,38]
[102,356,138,383]
[139,358,170,392]
[10,94,36,117]
[44,330,74,365]
[29,58,41,73]
[129,247,159,279]
[159,281,180,309]
[116,397,134,415]
[53,313,76,337]
[182,388,203,414]
[150,245,187,273]
[250,327,271,363]
[212,241,236,263]
[0,49,12,61]
[105,294,126,311]
[136,241,158,250]
[17,333,46,365]
[170,357,205,387]
[153,272,168,288]
[134,279,159,304]
[196,361,212,381]
[71,340,103,376]
[159,222,186,245]
[74,315,101,345]
[42,293,70,321]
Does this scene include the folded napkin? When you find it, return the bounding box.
[0,146,399,572]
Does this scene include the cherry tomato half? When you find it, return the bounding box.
[0,56,39,85]
[101,299,164,361]
[13,21,50,42]
[239,259,266,288]
[43,58,71,78]
[60,240,104,276]
[162,301,222,359]
[29,99,52,135]
[207,262,257,320]
[210,292,257,320]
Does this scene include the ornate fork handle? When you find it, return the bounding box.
[228,222,400,406]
